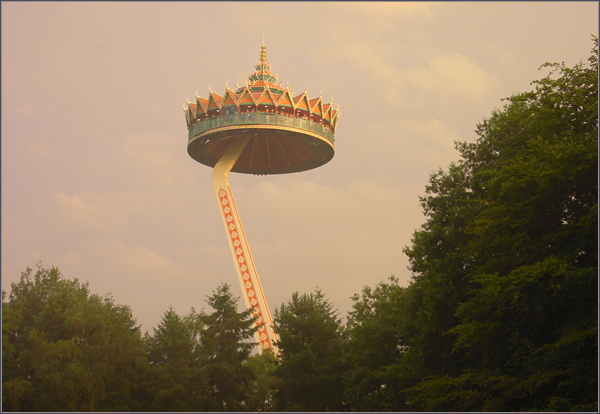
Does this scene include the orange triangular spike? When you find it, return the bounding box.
[207,92,222,110]
[196,97,208,114]
[188,103,197,118]
[222,89,237,107]
[276,90,294,108]
[258,89,276,105]
[310,97,323,116]
[238,88,256,105]
[322,103,331,121]
[294,93,309,111]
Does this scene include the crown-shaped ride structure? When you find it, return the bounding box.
[185,45,340,175]
[184,46,339,353]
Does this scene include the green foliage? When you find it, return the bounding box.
[402,370,519,411]
[344,276,416,411]
[2,263,149,411]
[142,307,211,411]
[272,289,347,411]
[400,36,598,411]
[200,282,259,411]
[242,351,278,411]
[2,270,267,412]
[402,161,479,380]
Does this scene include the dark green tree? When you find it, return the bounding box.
[241,351,278,411]
[401,36,598,411]
[344,276,419,411]
[142,307,211,411]
[199,282,258,411]
[2,263,149,411]
[272,289,347,411]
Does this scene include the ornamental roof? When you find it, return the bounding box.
[184,45,340,132]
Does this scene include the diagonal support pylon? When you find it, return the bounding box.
[211,137,278,353]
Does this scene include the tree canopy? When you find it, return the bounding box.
[2,264,148,411]
[398,35,598,412]
[199,283,259,411]
[272,289,347,411]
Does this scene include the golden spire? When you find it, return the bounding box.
[260,46,267,63]
[260,34,267,62]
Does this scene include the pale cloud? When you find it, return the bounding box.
[487,44,521,68]
[319,38,497,106]
[53,239,192,329]
[56,239,189,289]
[313,2,496,107]
[15,104,38,115]
[330,2,435,31]
[53,192,129,233]
[392,118,461,153]
[146,100,170,116]
[327,39,406,105]
[52,189,207,243]
[28,140,54,158]
[237,2,434,40]
[355,117,462,176]
[115,132,186,188]
[96,240,184,283]
[236,178,413,242]
[409,54,498,101]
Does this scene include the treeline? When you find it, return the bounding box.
[3,38,597,412]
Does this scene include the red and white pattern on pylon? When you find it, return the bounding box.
[218,187,273,351]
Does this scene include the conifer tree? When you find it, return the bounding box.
[272,289,347,411]
[200,283,258,411]
[143,307,210,411]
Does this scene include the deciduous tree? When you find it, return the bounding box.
[2,263,149,411]
[344,276,417,411]
[401,36,598,411]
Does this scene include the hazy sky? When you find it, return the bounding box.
[2,2,597,333]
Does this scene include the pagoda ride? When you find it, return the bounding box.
[184,44,340,352]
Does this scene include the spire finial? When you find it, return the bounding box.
[260,47,266,62]
[260,37,267,63]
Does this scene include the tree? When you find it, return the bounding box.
[241,351,278,411]
[401,36,598,411]
[400,161,480,383]
[142,307,211,411]
[343,276,418,411]
[272,289,347,411]
[2,263,149,411]
[199,282,258,411]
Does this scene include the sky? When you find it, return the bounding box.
[2,2,598,334]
